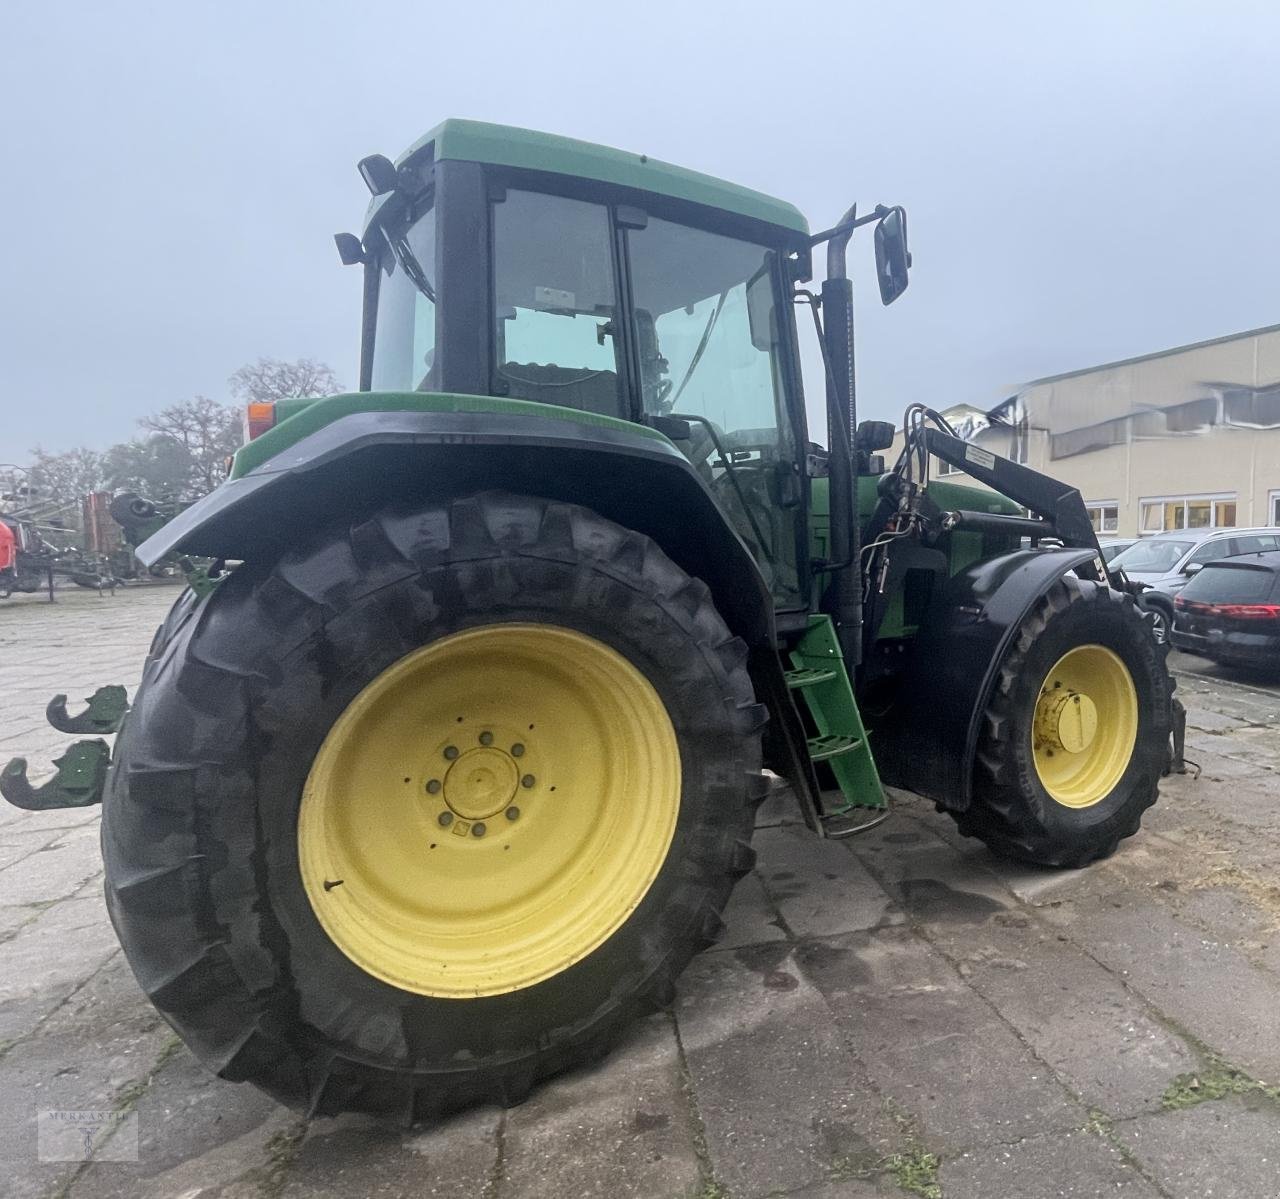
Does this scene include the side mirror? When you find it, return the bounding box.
[1183,561,1203,576]
[333,232,365,266]
[874,207,912,305]
[856,420,896,452]
[357,154,399,197]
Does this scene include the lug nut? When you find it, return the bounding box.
[426,778,441,794]
[472,822,486,838]
[505,806,520,821]
[511,743,525,757]
[443,745,459,760]
[438,811,454,827]
[521,774,536,789]
[479,730,494,746]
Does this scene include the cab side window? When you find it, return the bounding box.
[491,190,624,417]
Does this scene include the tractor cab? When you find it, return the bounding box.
[348,120,827,607]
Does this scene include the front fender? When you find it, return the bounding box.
[139,403,779,648]
[875,547,1097,810]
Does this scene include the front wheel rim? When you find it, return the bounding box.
[297,623,681,998]
[1031,643,1139,809]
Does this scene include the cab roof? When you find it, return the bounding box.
[391,118,809,236]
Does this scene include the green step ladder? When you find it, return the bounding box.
[786,615,887,827]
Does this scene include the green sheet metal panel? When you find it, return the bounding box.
[385,119,808,236]
[229,391,671,479]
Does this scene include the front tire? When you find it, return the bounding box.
[950,577,1172,868]
[103,492,765,1119]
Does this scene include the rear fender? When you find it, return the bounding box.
[874,547,1096,810]
[138,406,779,648]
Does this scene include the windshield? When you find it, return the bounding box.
[371,201,437,392]
[630,218,787,439]
[1110,538,1192,573]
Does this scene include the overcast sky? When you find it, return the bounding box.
[2,0,1277,463]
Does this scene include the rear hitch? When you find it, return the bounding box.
[1,740,111,810]
[46,685,129,735]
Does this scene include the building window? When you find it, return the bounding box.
[1086,503,1119,534]
[1270,489,1280,526]
[1050,416,1128,460]
[1138,494,1237,535]
[1224,385,1280,428]
[1162,396,1219,433]
[935,456,961,477]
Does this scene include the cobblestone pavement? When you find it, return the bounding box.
[1,586,1279,1198]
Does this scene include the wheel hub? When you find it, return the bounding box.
[1030,644,1138,809]
[443,746,520,820]
[1034,688,1099,756]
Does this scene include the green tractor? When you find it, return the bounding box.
[2,121,1174,1120]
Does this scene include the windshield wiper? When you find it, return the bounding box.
[388,233,436,303]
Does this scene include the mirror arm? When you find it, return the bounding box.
[808,205,889,254]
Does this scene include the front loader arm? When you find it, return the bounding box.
[922,428,1106,578]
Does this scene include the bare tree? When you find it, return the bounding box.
[25,447,106,535]
[138,397,241,498]
[228,357,341,405]
[101,435,195,501]
[19,447,103,534]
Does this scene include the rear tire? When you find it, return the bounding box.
[102,492,765,1119]
[949,577,1172,868]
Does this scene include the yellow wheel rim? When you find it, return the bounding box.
[1032,644,1138,809]
[297,623,681,998]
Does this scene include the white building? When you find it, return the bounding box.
[917,323,1280,536]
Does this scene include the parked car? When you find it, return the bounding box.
[1109,527,1280,639]
[1098,537,1138,564]
[1172,551,1280,670]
